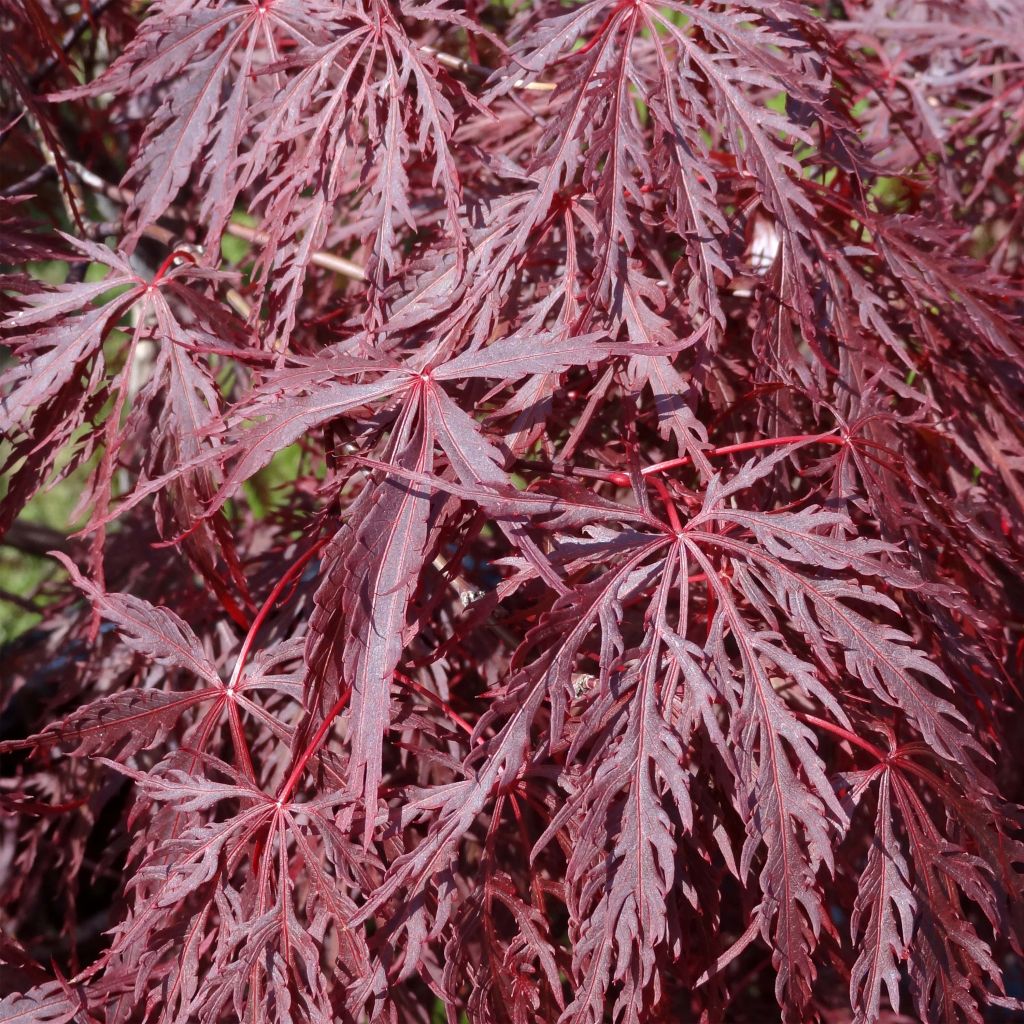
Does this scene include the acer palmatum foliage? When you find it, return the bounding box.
[1,0,1023,1020]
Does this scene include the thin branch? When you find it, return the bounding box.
[224,221,365,282]
[2,521,73,557]
[1,164,56,197]
[68,162,367,282]
[0,588,43,615]
[421,46,557,92]
[30,0,118,88]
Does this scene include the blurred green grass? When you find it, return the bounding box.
[0,475,82,645]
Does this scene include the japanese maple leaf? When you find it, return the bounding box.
[0,238,245,570]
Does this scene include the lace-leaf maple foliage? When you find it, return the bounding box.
[1,0,1023,1021]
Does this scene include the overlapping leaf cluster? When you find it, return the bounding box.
[1,0,1023,1021]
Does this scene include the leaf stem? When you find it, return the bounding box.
[151,248,197,285]
[225,537,327,694]
[641,433,844,479]
[276,687,352,804]
[575,432,845,486]
[648,475,683,532]
[793,712,887,761]
[394,669,476,739]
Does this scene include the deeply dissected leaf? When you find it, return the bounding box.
[1,0,1023,1022]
